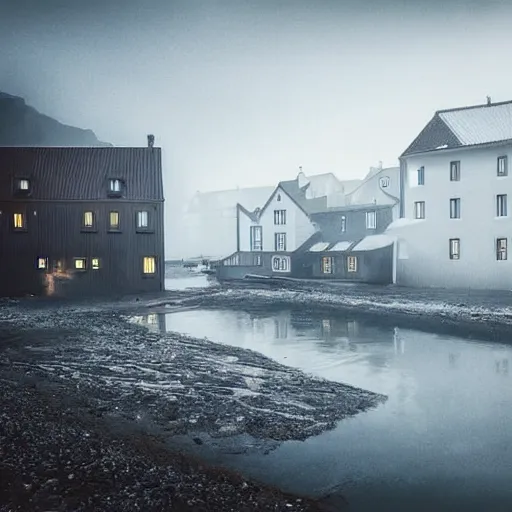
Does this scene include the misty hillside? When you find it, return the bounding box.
[0,92,110,146]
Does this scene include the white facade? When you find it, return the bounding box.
[393,143,512,289]
[238,185,316,253]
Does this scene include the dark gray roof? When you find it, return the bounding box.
[278,180,328,214]
[0,147,163,201]
[402,100,512,157]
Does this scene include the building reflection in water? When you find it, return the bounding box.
[130,313,166,333]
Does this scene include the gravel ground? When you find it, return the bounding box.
[0,296,378,511]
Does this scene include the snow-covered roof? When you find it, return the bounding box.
[352,234,395,252]
[385,218,425,231]
[439,102,512,146]
[308,242,330,252]
[329,241,353,252]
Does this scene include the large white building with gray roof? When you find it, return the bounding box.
[391,98,512,289]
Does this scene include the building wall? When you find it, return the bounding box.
[311,206,393,242]
[398,143,512,289]
[238,186,316,253]
[293,246,393,284]
[0,200,164,297]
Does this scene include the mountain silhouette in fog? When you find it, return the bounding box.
[0,92,110,146]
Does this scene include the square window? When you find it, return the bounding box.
[497,156,508,177]
[347,256,357,273]
[450,161,461,181]
[109,211,120,230]
[137,210,149,229]
[143,256,156,274]
[19,179,30,190]
[274,210,287,225]
[108,178,124,196]
[37,257,48,270]
[449,238,460,260]
[91,258,100,270]
[74,258,87,270]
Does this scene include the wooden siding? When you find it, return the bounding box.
[0,200,165,297]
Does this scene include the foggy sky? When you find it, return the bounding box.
[2,0,512,257]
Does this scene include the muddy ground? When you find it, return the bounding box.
[0,296,382,511]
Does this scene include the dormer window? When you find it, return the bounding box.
[14,177,31,195]
[108,178,124,197]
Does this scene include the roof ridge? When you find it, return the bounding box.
[436,99,512,115]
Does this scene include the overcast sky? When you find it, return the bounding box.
[2,0,512,255]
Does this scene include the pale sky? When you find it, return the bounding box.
[1,0,512,256]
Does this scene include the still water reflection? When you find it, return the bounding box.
[137,308,512,511]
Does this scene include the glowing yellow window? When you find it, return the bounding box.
[91,258,100,270]
[37,257,48,269]
[13,213,24,228]
[143,256,156,274]
[74,258,86,270]
[83,211,94,227]
[109,211,119,229]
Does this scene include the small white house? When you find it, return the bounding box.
[390,98,512,290]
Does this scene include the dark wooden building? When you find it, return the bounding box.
[0,142,165,298]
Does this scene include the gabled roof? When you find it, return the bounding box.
[278,180,328,214]
[0,147,163,201]
[402,100,512,157]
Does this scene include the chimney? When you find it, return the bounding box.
[147,134,155,148]
[486,96,492,106]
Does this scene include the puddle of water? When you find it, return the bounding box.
[146,308,512,512]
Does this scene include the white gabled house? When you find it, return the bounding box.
[389,98,512,290]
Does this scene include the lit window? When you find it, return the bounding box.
[13,212,25,229]
[497,156,508,177]
[84,211,94,227]
[37,257,48,269]
[347,256,357,272]
[497,238,507,261]
[449,238,460,260]
[366,211,377,229]
[19,179,30,190]
[143,256,156,274]
[91,258,100,269]
[414,201,425,219]
[341,215,346,232]
[109,179,122,192]
[109,211,120,229]
[137,211,149,228]
[321,256,333,274]
[74,258,87,270]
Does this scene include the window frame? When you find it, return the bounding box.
[271,255,290,272]
[13,177,31,196]
[321,256,334,274]
[449,238,460,260]
[497,194,508,217]
[12,211,27,232]
[142,256,157,276]
[82,210,97,232]
[273,209,287,225]
[253,254,262,266]
[347,256,358,273]
[107,178,125,198]
[274,232,287,251]
[496,238,508,261]
[450,161,461,182]
[340,215,346,233]
[417,166,425,186]
[250,225,263,251]
[449,198,461,219]
[414,201,425,219]
[74,257,87,271]
[108,210,121,232]
[497,156,508,177]
[366,211,377,229]
[136,210,153,233]
[91,257,101,270]
[36,257,48,270]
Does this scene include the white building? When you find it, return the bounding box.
[389,98,512,290]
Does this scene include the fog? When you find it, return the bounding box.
[1,0,512,258]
